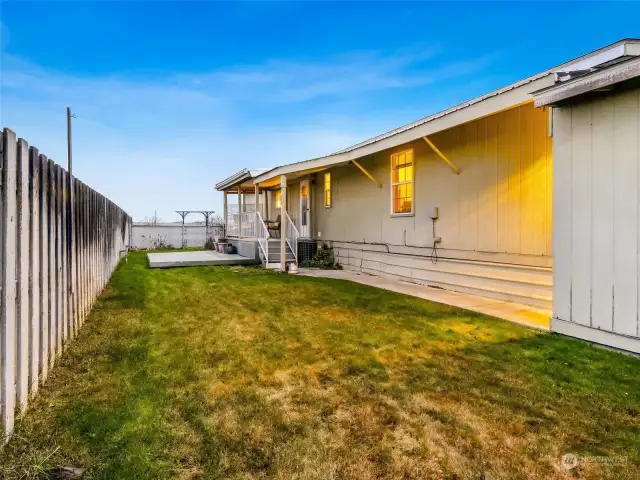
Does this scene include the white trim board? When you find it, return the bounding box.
[551,317,640,355]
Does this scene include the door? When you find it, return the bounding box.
[299,180,310,237]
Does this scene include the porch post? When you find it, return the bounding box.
[280,175,287,272]
[223,191,228,234]
[264,190,269,219]
[254,184,260,236]
[237,188,242,236]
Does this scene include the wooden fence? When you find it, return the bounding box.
[0,128,131,443]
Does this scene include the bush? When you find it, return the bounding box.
[301,243,335,269]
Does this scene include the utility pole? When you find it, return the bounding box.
[67,107,73,174]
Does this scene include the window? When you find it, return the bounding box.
[275,190,282,209]
[324,172,332,207]
[391,149,414,215]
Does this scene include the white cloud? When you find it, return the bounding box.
[1,45,495,220]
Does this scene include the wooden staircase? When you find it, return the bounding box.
[260,238,296,269]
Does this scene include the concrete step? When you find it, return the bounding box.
[267,254,296,261]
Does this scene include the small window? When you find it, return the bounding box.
[324,172,332,207]
[391,149,414,215]
[275,190,282,209]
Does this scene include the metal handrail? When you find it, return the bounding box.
[284,211,299,263]
[256,211,270,265]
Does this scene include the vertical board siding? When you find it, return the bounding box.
[0,128,130,443]
[552,108,573,323]
[554,88,640,343]
[612,90,639,337]
[590,99,615,331]
[313,102,553,267]
[570,104,592,327]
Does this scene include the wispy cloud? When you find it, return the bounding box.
[1,44,495,220]
[182,45,495,104]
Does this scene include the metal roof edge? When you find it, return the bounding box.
[215,169,250,190]
[533,56,640,107]
[253,38,640,184]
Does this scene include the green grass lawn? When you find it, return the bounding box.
[1,252,638,480]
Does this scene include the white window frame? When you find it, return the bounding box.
[390,148,415,216]
[324,172,332,208]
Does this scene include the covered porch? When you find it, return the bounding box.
[216,168,299,270]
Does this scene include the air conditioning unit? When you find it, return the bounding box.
[298,239,318,263]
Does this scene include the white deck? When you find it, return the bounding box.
[147,251,259,269]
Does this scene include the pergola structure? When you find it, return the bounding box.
[175,210,217,248]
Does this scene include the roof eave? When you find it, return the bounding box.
[533,56,640,107]
[254,74,554,184]
[215,169,251,191]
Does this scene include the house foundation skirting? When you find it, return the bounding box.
[333,243,552,309]
[227,239,259,260]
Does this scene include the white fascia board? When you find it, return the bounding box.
[554,41,640,78]
[215,169,251,191]
[534,57,640,107]
[254,75,554,184]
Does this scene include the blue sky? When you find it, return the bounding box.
[2,1,639,221]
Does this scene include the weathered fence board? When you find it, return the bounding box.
[1,129,18,438]
[16,139,30,412]
[0,128,130,444]
[38,153,49,386]
[29,147,41,395]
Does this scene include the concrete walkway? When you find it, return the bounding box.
[298,269,551,331]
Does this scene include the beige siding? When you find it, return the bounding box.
[287,179,301,228]
[552,88,640,352]
[312,103,553,267]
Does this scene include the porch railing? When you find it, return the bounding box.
[284,211,299,263]
[256,212,269,264]
[226,211,256,238]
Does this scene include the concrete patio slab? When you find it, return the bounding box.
[147,250,259,268]
[298,268,551,331]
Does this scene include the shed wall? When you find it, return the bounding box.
[552,88,640,352]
